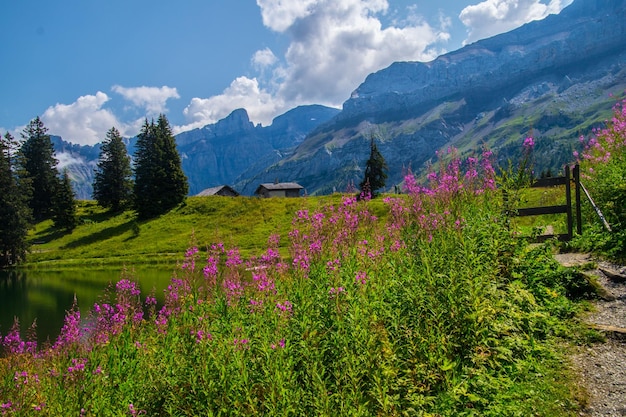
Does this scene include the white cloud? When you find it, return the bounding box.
[256,0,321,32]
[56,152,85,170]
[459,0,573,45]
[271,0,448,107]
[252,48,278,69]
[181,0,449,129]
[179,77,284,132]
[112,85,180,116]
[41,92,125,146]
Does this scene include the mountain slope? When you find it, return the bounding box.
[253,0,626,195]
[56,105,339,199]
[57,0,626,198]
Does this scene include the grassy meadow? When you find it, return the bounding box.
[1,146,604,416]
[25,195,389,269]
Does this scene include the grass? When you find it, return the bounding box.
[25,195,381,269]
[2,166,599,415]
[508,185,571,237]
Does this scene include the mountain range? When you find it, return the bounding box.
[56,0,626,199]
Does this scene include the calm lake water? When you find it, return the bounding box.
[0,266,175,345]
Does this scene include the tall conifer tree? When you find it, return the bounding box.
[133,115,188,219]
[53,169,78,231]
[155,114,188,211]
[133,119,160,219]
[0,132,31,266]
[360,137,388,197]
[93,127,133,211]
[19,117,59,221]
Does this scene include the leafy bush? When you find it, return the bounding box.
[576,96,626,260]
[0,152,589,416]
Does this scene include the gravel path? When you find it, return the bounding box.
[554,253,626,417]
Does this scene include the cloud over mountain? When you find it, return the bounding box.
[28,1,576,145]
[41,92,121,146]
[112,85,180,116]
[184,0,450,128]
[459,0,573,44]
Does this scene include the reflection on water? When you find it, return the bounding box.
[0,267,174,345]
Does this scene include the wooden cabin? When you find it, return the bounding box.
[255,182,304,198]
[196,185,240,197]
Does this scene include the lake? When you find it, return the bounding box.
[0,266,175,346]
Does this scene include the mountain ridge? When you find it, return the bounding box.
[55,0,626,198]
[251,0,626,194]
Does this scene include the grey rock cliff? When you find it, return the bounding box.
[255,0,626,195]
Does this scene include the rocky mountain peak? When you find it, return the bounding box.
[341,0,626,123]
[210,108,255,137]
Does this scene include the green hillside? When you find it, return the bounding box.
[25,196,389,269]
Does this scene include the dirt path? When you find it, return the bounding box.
[554,253,626,416]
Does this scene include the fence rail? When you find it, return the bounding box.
[506,165,581,242]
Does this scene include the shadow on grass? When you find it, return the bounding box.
[61,220,137,249]
[79,208,130,224]
[31,228,71,245]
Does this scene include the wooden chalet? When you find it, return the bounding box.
[255,182,304,198]
[196,185,240,197]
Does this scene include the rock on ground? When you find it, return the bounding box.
[554,253,626,417]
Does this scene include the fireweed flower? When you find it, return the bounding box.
[116,279,141,297]
[275,300,293,317]
[53,306,82,350]
[355,271,367,285]
[2,321,37,355]
[67,358,87,373]
[271,338,286,349]
[260,247,281,265]
[181,246,199,271]
[253,272,275,293]
[233,338,250,350]
[192,329,211,343]
[249,298,264,314]
[523,136,535,149]
[223,279,244,306]
[203,256,219,283]
[225,248,243,268]
[329,287,346,297]
[326,258,341,273]
[128,403,146,416]
[13,371,29,387]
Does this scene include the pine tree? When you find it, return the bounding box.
[155,114,188,211]
[133,115,188,219]
[52,169,78,231]
[359,137,388,197]
[0,132,32,266]
[19,117,59,221]
[93,127,133,212]
[133,119,160,219]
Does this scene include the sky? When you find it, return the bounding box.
[0,0,573,146]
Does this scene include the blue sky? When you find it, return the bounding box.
[1,0,572,145]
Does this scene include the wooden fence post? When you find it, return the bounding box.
[565,165,573,240]
[574,164,582,235]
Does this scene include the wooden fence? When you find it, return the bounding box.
[506,165,582,242]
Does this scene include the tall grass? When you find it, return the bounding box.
[24,195,351,269]
[573,95,626,260]
[0,149,593,415]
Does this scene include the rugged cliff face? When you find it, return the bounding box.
[58,0,626,198]
[246,0,626,195]
[177,105,340,195]
[342,0,626,122]
[57,105,339,199]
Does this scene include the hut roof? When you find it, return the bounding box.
[256,182,304,192]
[196,185,239,196]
